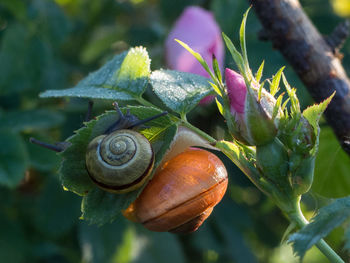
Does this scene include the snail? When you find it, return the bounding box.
[122,147,228,233]
[121,126,228,233]
[30,101,228,233]
[85,103,168,194]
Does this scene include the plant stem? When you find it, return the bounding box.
[289,199,345,263]
[137,97,157,108]
[137,96,217,144]
[181,121,217,144]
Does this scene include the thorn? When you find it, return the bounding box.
[325,20,350,55]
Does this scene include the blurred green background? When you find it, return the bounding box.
[0,0,349,262]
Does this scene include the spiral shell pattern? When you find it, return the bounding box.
[86,129,154,193]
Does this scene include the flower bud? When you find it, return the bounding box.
[224,68,277,146]
[256,138,289,186]
[165,6,224,104]
[278,116,315,155]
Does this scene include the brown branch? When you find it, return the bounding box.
[249,0,350,154]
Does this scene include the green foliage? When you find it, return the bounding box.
[303,94,335,137]
[0,110,64,132]
[1,0,350,262]
[289,196,350,259]
[345,227,350,253]
[32,176,81,238]
[41,47,151,101]
[0,130,28,187]
[313,127,350,197]
[79,219,186,263]
[151,69,213,116]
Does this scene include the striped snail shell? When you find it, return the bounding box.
[86,129,154,193]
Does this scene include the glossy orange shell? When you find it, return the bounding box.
[123,148,228,233]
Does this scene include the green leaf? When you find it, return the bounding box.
[131,228,186,263]
[0,0,26,21]
[151,70,213,115]
[312,127,350,197]
[175,39,217,82]
[40,86,134,101]
[33,177,80,238]
[61,106,177,224]
[289,196,350,259]
[0,211,28,263]
[115,46,151,96]
[239,8,251,71]
[0,130,28,188]
[345,226,350,253]
[222,33,245,74]
[303,93,335,136]
[78,219,129,263]
[40,51,127,99]
[270,66,285,96]
[0,109,64,132]
[40,47,151,100]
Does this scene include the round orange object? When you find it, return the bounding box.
[123,148,228,233]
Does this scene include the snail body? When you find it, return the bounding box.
[86,129,154,193]
[123,148,228,233]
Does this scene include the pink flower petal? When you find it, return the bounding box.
[165,6,224,78]
[225,68,247,114]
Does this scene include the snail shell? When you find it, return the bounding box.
[123,147,228,233]
[86,129,154,193]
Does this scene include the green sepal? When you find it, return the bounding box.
[239,7,251,74]
[270,67,285,96]
[222,33,245,75]
[212,55,222,84]
[245,87,277,146]
[255,60,264,83]
[303,92,335,137]
[282,74,301,116]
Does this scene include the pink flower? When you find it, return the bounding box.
[165,6,224,80]
[224,68,278,146]
[225,68,247,114]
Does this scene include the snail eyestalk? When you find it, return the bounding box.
[105,102,168,134]
[29,137,70,152]
[127,111,168,129]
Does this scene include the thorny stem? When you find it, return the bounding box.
[288,198,345,263]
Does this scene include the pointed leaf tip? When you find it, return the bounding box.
[303,92,335,133]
